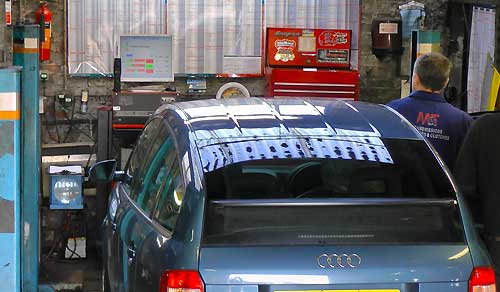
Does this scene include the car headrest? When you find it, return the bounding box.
[286,162,322,195]
[348,167,402,195]
[227,172,280,198]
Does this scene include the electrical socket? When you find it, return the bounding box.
[40,70,49,81]
[81,90,89,103]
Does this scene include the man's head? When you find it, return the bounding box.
[412,52,451,93]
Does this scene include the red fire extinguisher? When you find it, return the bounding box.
[35,1,52,61]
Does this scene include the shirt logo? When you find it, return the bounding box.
[416,112,440,127]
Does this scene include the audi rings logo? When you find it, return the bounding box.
[316,253,362,268]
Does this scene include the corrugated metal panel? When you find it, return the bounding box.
[68,0,166,75]
[168,0,262,74]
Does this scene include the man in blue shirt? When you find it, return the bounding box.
[387,52,472,169]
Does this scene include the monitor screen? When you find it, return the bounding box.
[119,35,173,82]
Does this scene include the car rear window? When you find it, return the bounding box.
[202,138,465,246]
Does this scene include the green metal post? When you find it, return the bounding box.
[13,25,41,292]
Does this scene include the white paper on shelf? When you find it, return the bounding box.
[49,165,83,175]
[223,57,262,74]
[128,84,166,92]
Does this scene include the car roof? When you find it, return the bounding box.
[167,98,421,145]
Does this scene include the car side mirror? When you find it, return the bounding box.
[89,159,118,183]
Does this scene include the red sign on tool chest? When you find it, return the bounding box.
[266,27,352,68]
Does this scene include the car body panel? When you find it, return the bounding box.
[199,245,472,284]
[172,99,421,147]
[384,104,491,268]
[105,184,128,292]
[114,190,135,291]
[103,111,207,291]
[103,178,206,291]
[205,284,259,292]
[100,98,491,292]
[102,214,117,290]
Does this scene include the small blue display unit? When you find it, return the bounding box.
[49,174,83,210]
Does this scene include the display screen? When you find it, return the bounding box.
[120,35,173,82]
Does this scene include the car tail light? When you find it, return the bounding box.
[469,267,497,292]
[160,270,204,292]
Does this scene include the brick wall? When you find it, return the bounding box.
[1,0,484,104]
[359,0,451,104]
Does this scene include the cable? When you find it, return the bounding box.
[65,237,81,259]
[62,98,76,143]
[81,204,98,258]
[63,210,82,259]
[83,120,98,176]
[43,112,60,143]
[59,99,97,142]
[85,141,97,175]
[42,210,71,261]
[42,207,101,264]
[68,122,95,141]
[42,80,46,97]
[52,97,62,143]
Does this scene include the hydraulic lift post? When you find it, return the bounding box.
[12,25,55,292]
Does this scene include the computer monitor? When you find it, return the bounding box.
[119,35,173,82]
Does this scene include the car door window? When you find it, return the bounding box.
[126,118,161,179]
[136,137,177,215]
[126,118,165,200]
[153,160,185,231]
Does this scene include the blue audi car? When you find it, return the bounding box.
[90,98,495,292]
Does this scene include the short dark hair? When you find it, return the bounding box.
[414,52,452,91]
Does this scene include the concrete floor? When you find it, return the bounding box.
[39,254,102,292]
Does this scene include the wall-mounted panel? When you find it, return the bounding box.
[68,0,359,76]
[68,0,166,76]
